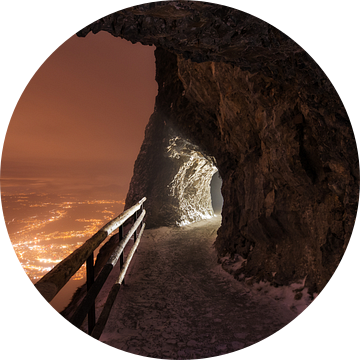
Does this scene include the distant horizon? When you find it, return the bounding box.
[1,190,127,204]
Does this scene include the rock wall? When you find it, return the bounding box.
[78,1,359,294]
[124,106,217,227]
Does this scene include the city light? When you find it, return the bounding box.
[3,195,125,281]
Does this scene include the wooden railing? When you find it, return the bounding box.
[35,197,146,337]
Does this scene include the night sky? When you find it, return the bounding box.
[1,31,157,200]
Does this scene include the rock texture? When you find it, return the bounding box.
[78,1,359,294]
[124,115,217,227]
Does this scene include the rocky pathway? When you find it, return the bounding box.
[95,217,297,359]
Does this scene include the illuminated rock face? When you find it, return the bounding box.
[166,136,217,226]
[80,2,359,294]
[124,109,217,228]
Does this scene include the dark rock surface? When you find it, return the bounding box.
[78,1,359,294]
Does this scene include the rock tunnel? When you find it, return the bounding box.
[78,1,359,296]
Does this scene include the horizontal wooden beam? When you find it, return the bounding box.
[90,223,146,340]
[35,197,146,302]
[69,211,146,328]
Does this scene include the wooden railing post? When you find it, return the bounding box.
[86,252,95,334]
[119,224,125,285]
[70,209,146,330]
[35,197,146,303]
[133,211,138,243]
[35,197,146,338]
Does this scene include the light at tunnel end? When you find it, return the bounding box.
[211,171,223,215]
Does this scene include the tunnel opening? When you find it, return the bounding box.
[210,171,223,215]
[166,134,218,227]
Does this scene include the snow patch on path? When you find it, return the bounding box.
[219,252,312,315]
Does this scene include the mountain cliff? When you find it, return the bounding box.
[78,1,359,295]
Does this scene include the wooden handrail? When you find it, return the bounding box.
[35,197,146,302]
[91,223,146,339]
[69,210,146,328]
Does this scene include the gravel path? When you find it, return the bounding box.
[96,217,297,359]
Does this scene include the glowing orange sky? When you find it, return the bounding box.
[1,31,157,199]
